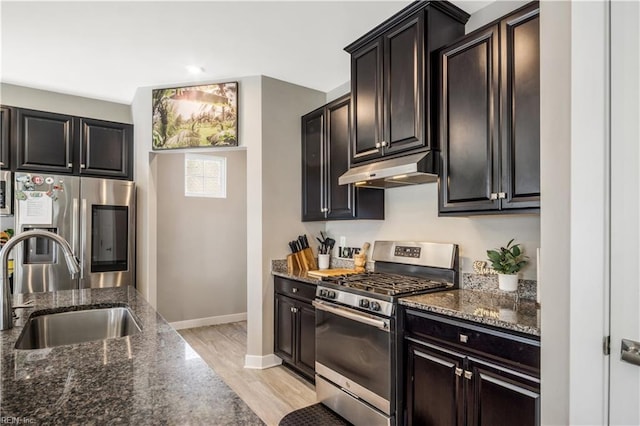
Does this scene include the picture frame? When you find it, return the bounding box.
[152,82,238,150]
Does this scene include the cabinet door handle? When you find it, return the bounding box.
[455,367,463,377]
[0,162,4,167]
[490,193,498,200]
[464,371,473,380]
[459,334,469,343]
[381,141,388,147]
[621,338,640,366]
[375,142,381,149]
[67,163,73,168]
[292,288,298,293]
[498,192,506,199]
[80,164,86,169]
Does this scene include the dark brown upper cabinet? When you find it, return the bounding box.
[13,107,133,180]
[302,95,384,221]
[345,1,469,165]
[14,108,78,175]
[0,107,10,169]
[439,2,540,215]
[80,118,133,179]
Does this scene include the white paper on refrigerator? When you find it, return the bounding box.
[18,192,53,224]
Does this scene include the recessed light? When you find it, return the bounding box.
[186,65,205,74]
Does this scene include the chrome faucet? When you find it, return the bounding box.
[0,230,80,330]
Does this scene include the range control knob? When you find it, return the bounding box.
[327,291,337,299]
[319,289,328,297]
[370,301,381,312]
[359,299,370,308]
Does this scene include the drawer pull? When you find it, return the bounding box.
[292,288,298,293]
[459,334,469,343]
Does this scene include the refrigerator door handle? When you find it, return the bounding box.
[72,198,79,257]
[80,198,87,281]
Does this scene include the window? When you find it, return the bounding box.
[184,154,227,198]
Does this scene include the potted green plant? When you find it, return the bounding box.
[486,239,529,292]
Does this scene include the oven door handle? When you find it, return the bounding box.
[313,300,390,332]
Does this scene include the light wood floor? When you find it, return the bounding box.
[179,322,316,426]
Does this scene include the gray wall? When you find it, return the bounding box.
[156,150,247,322]
[326,186,540,278]
[466,1,529,33]
[132,75,262,314]
[245,76,326,361]
[326,81,350,103]
[0,83,132,123]
[539,2,571,422]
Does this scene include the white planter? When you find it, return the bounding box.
[498,273,519,292]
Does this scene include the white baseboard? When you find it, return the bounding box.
[169,312,247,330]
[244,354,282,369]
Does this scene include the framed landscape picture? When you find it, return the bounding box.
[152,82,238,150]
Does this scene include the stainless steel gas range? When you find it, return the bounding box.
[313,241,459,426]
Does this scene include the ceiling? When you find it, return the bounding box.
[0,1,491,105]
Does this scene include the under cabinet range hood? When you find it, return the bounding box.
[338,151,439,189]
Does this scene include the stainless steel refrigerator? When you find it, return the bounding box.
[13,172,135,293]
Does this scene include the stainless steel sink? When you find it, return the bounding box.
[15,305,142,350]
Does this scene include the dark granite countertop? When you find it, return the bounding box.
[400,289,541,337]
[0,286,263,425]
[271,270,322,286]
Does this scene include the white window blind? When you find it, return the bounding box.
[184,154,227,198]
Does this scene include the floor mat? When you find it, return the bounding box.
[278,403,351,426]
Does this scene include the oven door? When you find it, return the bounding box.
[314,299,392,415]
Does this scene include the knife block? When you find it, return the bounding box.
[300,248,318,271]
[286,254,300,274]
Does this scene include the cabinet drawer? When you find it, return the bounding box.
[404,309,540,374]
[274,277,316,303]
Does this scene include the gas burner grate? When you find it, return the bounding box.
[322,272,450,296]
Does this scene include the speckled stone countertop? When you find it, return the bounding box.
[1,286,263,425]
[271,258,373,286]
[271,270,322,285]
[400,289,540,337]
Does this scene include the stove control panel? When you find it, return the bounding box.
[394,246,421,258]
[316,286,394,316]
[319,289,337,299]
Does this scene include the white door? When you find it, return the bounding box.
[609,1,640,424]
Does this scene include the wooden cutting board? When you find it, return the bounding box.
[307,268,359,278]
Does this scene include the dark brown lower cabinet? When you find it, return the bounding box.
[406,341,465,426]
[467,358,540,426]
[274,277,316,381]
[403,309,540,426]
